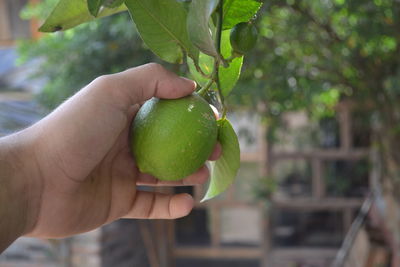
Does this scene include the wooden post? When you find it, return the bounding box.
[29,0,41,40]
[0,0,12,41]
[312,158,325,199]
[338,102,352,151]
[210,206,221,248]
[343,208,353,233]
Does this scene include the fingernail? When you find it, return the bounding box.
[181,77,197,90]
[172,194,194,218]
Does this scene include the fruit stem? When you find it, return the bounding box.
[215,0,227,117]
[215,1,223,61]
[198,79,214,96]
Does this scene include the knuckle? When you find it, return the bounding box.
[145,62,166,75]
[90,74,126,104]
[92,74,115,89]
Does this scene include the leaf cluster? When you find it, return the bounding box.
[19,11,155,109]
[231,0,400,131]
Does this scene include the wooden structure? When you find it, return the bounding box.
[0,0,40,46]
[266,101,371,267]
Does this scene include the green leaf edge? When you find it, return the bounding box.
[201,118,240,202]
[187,0,220,58]
[87,0,103,17]
[39,1,127,32]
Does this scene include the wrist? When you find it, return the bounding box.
[0,130,42,249]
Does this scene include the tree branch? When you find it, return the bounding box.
[290,2,343,44]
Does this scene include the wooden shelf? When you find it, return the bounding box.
[272,197,364,209]
[270,248,338,258]
[271,149,370,160]
[174,247,262,259]
[241,152,266,162]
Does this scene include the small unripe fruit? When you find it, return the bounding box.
[230,22,258,55]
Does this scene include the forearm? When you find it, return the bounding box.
[0,131,41,252]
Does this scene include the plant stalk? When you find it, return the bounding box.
[215,0,227,118]
[198,79,215,96]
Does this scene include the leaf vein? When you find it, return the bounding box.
[134,0,190,56]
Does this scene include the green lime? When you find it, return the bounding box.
[130,93,218,181]
[230,22,258,55]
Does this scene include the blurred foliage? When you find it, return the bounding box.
[228,0,400,201]
[230,0,400,142]
[18,1,158,109]
[20,0,59,21]
[20,0,400,119]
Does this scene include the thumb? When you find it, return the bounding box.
[101,63,197,108]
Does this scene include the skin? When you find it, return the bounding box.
[0,63,221,252]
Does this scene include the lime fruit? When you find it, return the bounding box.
[130,93,218,181]
[230,22,258,55]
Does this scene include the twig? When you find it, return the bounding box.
[331,194,373,267]
[198,79,215,96]
[291,2,342,43]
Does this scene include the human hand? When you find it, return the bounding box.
[11,63,220,239]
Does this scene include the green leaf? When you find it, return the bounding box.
[202,118,240,202]
[187,33,242,96]
[219,30,243,96]
[103,0,125,8]
[39,0,127,32]
[187,0,220,58]
[87,0,103,17]
[125,0,199,64]
[219,58,243,97]
[88,0,126,17]
[223,0,262,30]
[187,53,214,86]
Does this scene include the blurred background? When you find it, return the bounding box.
[1,0,400,266]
